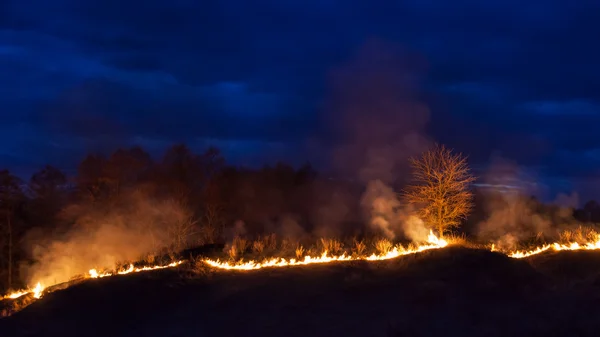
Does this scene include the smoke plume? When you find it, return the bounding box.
[476,157,577,248]
[223,220,247,242]
[325,38,433,240]
[360,180,430,242]
[21,189,195,287]
[262,215,308,241]
[312,188,353,238]
[326,38,431,185]
[361,180,400,239]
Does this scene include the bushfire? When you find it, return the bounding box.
[3,229,600,310]
[205,230,449,270]
[2,261,185,302]
[507,239,600,259]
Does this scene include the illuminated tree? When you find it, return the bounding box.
[404,144,475,237]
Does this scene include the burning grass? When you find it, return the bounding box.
[4,225,600,319]
[502,228,600,258]
[204,230,450,270]
[205,226,600,271]
[3,245,600,337]
[0,259,186,317]
[0,293,37,318]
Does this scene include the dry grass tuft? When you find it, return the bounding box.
[295,244,305,260]
[375,238,393,255]
[406,242,418,252]
[445,232,468,246]
[352,238,367,256]
[263,234,278,251]
[559,226,599,243]
[252,239,265,255]
[320,238,344,255]
[144,253,156,264]
[560,229,573,242]
[281,238,295,252]
[228,236,249,260]
[586,228,599,241]
[394,243,405,252]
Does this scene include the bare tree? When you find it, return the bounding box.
[403,144,475,237]
[169,215,198,253]
[198,203,223,243]
[163,199,199,253]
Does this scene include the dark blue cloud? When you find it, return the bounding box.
[2,0,600,201]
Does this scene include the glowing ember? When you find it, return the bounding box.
[204,230,449,270]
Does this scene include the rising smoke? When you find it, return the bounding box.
[360,180,430,242]
[216,39,435,244]
[312,187,353,238]
[361,180,399,239]
[21,189,194,287]
[325,38,433,240]
[476,157,578,248]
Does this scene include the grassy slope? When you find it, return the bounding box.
[1,246,600,337]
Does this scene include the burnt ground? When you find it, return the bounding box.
[1,246,600,337]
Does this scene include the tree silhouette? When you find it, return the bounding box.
[160,144,203,202]
[404,144,476,237]
[29,165,67,228]
[77,154,109,202]
[0,170,23,289]
[105,147,153,195]
[30,165,67,199]
[583,200,600,223]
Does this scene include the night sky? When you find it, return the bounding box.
[1,1,599,203]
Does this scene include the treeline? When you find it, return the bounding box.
[0,144,339,292]
[1,144,599,292]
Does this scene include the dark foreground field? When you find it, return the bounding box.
[1,246,600,337]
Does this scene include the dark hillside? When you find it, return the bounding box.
[1,247,599,337]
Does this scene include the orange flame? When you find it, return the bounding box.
[2,282,45,301]
[2,261,184,302]
[89,261,185,278]
[204,230,449,270]
[32,283,43,299]
[4,230,600,303]
[507,238,600,259]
